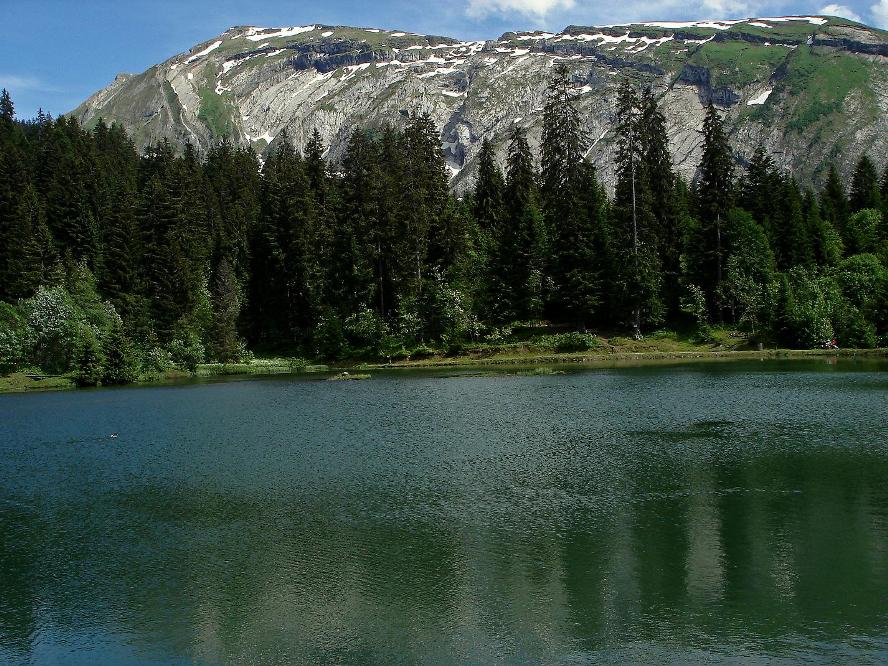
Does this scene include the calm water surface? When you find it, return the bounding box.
[2,359,888,664]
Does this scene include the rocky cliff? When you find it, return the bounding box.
[73,16,888,192]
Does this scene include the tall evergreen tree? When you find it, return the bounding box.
[489,126,542,322]
[540,66,600,327]
[613,81,661,335]
[849,154,881,212]
[694,103,735,312]
[472,138,505,233]
[820,163,850,245]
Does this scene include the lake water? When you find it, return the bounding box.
[2,359,888,664]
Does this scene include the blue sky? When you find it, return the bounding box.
[2,0,886,118]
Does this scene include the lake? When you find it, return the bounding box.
[2,359,888,664]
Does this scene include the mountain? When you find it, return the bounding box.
[72,16,888,191]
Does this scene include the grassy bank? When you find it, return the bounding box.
[3,331,887,395]
[0,373,75,393]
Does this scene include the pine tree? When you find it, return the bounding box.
[209,256,242,362]
[472,138,505,232]
[336,128,380,317]
[739,145,783,248]
[804,190,843,266]
[820,163,850,246]
[849,155,881,213]
[101,320,139,385]
[0,89,12,119]
[489,126,542,323]
[265,132,321,344]
[777,178,814,269]
[694,103,735,313]
[5,184,58,300]
[541,65,586,220]
[401,113,452,290]
[541,66,600,327]
[613,82,662,336]
[74,326,104,387]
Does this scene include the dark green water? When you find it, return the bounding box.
[2,359,888,664]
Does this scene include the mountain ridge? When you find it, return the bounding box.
[72,15,888,191]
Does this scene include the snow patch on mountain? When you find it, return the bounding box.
[186,40,222,64]
[747,89,773,105]
[246,26,316,42]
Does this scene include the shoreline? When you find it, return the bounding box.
[358,347,888,370]
[2,348,887,395]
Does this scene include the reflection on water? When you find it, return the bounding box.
[1,359,888,663]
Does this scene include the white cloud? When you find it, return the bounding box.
[0,74,59,92]
[466,0,576,18]
[818,3,862,21]
[872,0,888,27]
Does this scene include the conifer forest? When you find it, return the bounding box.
[2,67,888,385]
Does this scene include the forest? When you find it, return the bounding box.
[1,66,888,386]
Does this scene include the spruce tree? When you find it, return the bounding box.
[820,163,850,246]
[541,65,585,220]
[209,256,242,362]
[101,320,139,385]
[336,128,380,317]
[0,89,13,124]
[613,82,662,336]
[849,155,881,213]
[695,103,735,313]
[6,184,58,300]
[541,66,600,327]
[489,126,541,322]
[472,138,505,233]
[777,178,814,269]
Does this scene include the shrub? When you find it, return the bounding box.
[74,326,104,387]
[344,306,389,355]
[102,323,140,385]
[553,332,598,353]
[0,303,30,374]
[145,347,173,374]
[313,311,347,360]
[681,284,715,343]
[169,333,205,373]
[20,286,79,374]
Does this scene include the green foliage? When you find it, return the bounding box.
[681,284,714,343]
[4,83,888,393]
[343,306,390,356]
[169,332,205,373]
[553,332,601,353]
[74,325,104,387]
[845,209,883,255]
[102,321,140,385]
[20,286,79,374]
[0,302,29,374]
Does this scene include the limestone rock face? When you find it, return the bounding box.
[73,17,888,192]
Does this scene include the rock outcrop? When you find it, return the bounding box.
[72,17,888,192]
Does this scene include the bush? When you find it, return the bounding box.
[553,332,598,353]
[20,286,79,374]
[344,306,390,355]
[74,326,104,387]
[169,333,205,373]
[145,347,173,374]
[0,303,30,374]
[681,284,715,343]
[102,323,140,385]
[313,311,347,359]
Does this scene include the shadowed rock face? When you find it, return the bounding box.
[72,17,888,193]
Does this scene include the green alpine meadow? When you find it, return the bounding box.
[2,3,888,663]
